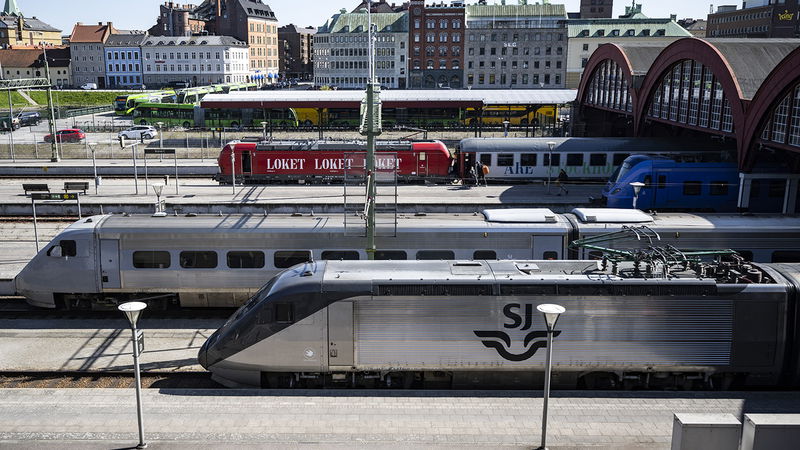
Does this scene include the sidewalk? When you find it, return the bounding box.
[1,389,799,448]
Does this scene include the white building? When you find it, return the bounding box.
[314,10,408,89]
[141,35,249,88]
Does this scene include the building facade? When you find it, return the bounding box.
[69,22,115,88]
[314,10,408,89]
[0,47,70,86]
[0,0,61,47]
[104,33,146,89]
[706,2,794,38]
[141,35,248,88]
[677,18,707,37]
[278,24,316,80]
[465,3,567,89]
[567,5,691,88]
[149,2,208,37]
[580,0,613,19]
[213,0,279,84]
[407,0,465,89]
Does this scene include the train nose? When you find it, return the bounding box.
[197,343,208,369]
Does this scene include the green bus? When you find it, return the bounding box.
[114,90,176,115]
[132,102,299,128]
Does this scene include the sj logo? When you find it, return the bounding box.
[474,303,561,362]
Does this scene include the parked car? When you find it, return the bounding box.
[16,111,41,126]
[0,116,20,131]
[80,83,98,90]
[44,129,85,143]
[118,125,158,140]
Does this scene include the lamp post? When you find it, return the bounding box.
[630,181,645,210]
[118,301,148,449]
[261,121,268,141]
[536,303,565,450]
[41,43,59,162]
[546,141,556,194]
[502,119,510,138]
[152,183,165,215]
[88,142,98,194]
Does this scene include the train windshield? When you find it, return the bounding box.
[225,276,279,326]
[609,155,648,183]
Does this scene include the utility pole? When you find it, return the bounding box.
[42,44,59,162]
[361,0,382,261]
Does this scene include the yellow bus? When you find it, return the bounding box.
[465,105,556,126]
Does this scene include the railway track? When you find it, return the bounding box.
[0,372,222,388]
[0,297,235,318]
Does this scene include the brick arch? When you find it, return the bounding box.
[576,43,637,110]
[633,38,747,146]
[740,46,800,170]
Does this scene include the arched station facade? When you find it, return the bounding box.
[576,38,800,212]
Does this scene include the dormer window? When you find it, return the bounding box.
[596,29,605,37]
[579,29,589,37]
[625,29,635,36]
[654,29,665,36]
[640,29,650,36]
[610,29,620,36]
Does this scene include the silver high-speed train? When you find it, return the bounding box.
[199,259,800,390]
[15,208,800,309]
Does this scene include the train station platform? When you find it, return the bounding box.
[0,176,600,216]
[1,387,799,448]
[0,158,217,177]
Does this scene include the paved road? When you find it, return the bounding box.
[1,388,799,448]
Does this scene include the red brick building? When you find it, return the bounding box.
[408,0,465,89]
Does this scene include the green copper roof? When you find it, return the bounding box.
[567,19,692,38]
[466,4,567,18]
[319,11,408,34]
[2,0,20,16]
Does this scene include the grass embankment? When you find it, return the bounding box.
[0,90,134,110]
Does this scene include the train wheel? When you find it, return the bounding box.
[182,121,191,129]
[231,122,239,129]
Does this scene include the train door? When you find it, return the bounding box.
[241,150,252,175]
[327,301,354,367]
[532,235,563,260]
[99,239,121,289]
[416,151,428,177]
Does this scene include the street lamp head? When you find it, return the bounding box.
[630,181,645,196]
[546,141,556,151]
[118,301,147,328]
[537,303,565,331]
[87,142,97,151]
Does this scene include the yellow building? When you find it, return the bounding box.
[0,0,61,47]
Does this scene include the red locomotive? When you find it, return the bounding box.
[216,139,453,184]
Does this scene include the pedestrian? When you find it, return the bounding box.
[555,169,569,195]
[479,162,489,186]
[468,164,477,187]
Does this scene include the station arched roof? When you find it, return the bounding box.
[577,37,800,171]
[201,89,577,109]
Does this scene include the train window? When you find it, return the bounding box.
[180,251,218,269]
[274,250,312,268]
[543,153,560,166]
[589,154,607,166]
[612,153,630,166]
[772,251,800,262]
[682,181,702,196]
[59,240,77,257]
[497,154,514,166]
[543,251,558,260]
[520,153,537,166]
[416,250,455,260]
[375,250,407,260]
[479,154,492,166]
[133,251,171,269]
[710,181,729,196]
[227,251,265,269]
[566,154,583,166]
[472,250,497,260]
[321,250,360,260]
[769,180,786,198]
[274,303,294,323]
[657,175,666,189]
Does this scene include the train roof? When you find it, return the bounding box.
[73,210,800,236]
[456,137,732,153]
[316,259,777,284]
